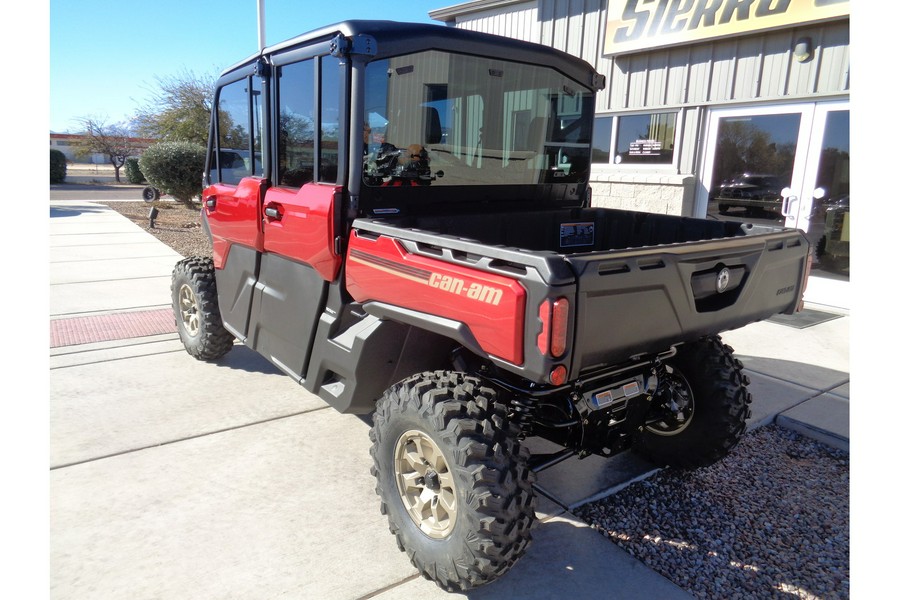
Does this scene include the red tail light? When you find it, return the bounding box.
[550,298,569,357]
[538,297,570,358]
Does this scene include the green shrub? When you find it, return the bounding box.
[50,149,67,184]
[138,141,206,205]
[125,157,146,184]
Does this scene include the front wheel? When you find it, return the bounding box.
[635,336,752,469]
[171,256,233,360]
[369,371,535,592]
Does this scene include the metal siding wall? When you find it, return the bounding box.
[456,1,541,43]
[537,0,605,64]
[574,22,842,111]
[759,31,793,98]
[445,3,849,110]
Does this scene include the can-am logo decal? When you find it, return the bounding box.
[428,273,503,305]
[349,249,504,305]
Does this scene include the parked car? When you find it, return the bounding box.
[715,173,784,216]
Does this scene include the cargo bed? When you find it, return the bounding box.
[353,206,810,376]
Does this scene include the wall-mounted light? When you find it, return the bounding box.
[794,37,813,63]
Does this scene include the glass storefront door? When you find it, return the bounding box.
[699,102,850,300]
[799,105,850,276]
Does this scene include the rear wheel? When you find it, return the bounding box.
[635,336,752,468]
[171,256,233,360]
[370,371,535,592]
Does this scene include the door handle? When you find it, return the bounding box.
[781,195,798,218]
[205,195,216,210]
[264,204,283,220]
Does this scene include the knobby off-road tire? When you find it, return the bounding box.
[142,186,160,202]
[635,336,752,469]
[171,256,233,360]
[369,371,535,592]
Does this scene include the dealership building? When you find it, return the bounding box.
[430,0,850,305]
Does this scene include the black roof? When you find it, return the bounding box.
[223,20,602,91]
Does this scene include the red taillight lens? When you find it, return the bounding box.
[538,297,570,358]
[550,298,569,358]
[550,365,568,386]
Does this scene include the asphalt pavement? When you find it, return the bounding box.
[48,199,850,599]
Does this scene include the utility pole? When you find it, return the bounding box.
[257,0,266,51]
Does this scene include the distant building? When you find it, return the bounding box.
[49,132,157,164]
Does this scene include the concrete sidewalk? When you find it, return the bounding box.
[49,200,849,599]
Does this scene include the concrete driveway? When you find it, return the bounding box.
[49,200,848,599]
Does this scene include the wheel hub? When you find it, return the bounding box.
[646,368,695,436]
[394,430,458,539]
[423,469,440,491]
[178,283,200,337]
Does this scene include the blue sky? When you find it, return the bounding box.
[49,0,457,133]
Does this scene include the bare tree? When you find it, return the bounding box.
[134,69,217,146]
[74,117,139,182]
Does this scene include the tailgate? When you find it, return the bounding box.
[565,230,809,375]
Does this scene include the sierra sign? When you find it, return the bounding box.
[604,0,849,55]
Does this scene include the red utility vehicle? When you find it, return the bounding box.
[172,21,811,591]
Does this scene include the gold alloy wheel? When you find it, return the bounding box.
[394,429,458,539]
[177,284,200,338]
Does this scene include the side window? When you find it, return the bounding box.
[319,55,341,183]
[277,55,343,187]
[277,60,315,187]
[216,79,252,185]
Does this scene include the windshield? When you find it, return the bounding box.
[363,50,593,188]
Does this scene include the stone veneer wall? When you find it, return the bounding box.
[588,174,697,217]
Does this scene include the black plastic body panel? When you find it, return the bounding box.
[302,300,457,413]
[565,231,808,373]
[214,243,259,342]
[247,254,328,381]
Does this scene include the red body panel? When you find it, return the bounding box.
[345,231,527,365]
[203,180,265,269]
[263,184,342,281]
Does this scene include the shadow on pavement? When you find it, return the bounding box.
[210,344,286,376]
[50,204,112,218]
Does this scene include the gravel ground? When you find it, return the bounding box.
[574,424,849,599]
[101,201,212,258]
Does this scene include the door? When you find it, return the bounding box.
[245,53,345,382]
[699,102,850,300]
[205,73,268,267]
[794,103,850,277]
[203,72,268,341]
